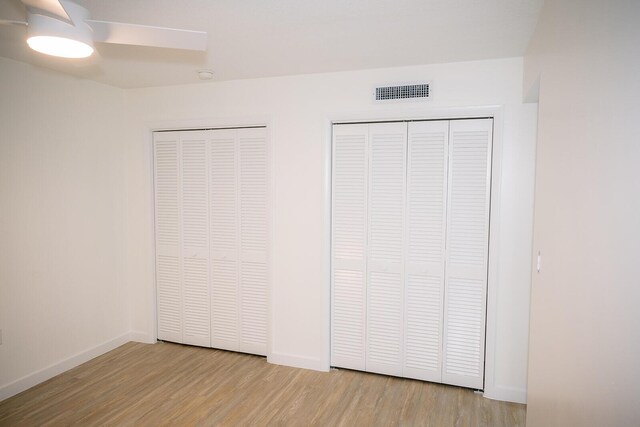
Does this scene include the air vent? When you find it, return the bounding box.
[375,83,430,101]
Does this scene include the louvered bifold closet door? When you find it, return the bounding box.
[331,124,369,371]
[403,121,449,382]
[154,132,182,343]
[442,119,493,389]
[237,127,269,356]
[366,122,407,377]
[209,129,240,352]
[180,131,211,347]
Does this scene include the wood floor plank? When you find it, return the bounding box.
[0,342,526,426]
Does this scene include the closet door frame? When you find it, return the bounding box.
[149,119,273,360]
[324,106,504,397]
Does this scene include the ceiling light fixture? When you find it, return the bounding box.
[26,1,94,58]
[27,35,93,58]
[197,70,214,80]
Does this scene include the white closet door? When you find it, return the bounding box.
[442,118,493,389]
[154,132,182,343]
[238,127,269,356]
[180,131,210,347]
[403,121,449,382]
[331,124,369,371]
[209,129,240,352]
[155,127,269,354]
[366,122,407,377]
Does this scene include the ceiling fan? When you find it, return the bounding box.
[0,0,207,58]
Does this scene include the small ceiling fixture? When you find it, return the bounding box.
[197,70,214,80]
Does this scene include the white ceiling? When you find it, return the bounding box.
[0,0,544,89]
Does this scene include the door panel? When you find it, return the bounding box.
[442,119,493,389]
[331,124,368,370]
[404,120,449,382]
[366,122,406,376]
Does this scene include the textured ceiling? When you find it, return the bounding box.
[0,0,544,88]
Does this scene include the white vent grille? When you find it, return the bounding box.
[375,84,430,101]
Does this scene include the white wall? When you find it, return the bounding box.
[524,1,640,425]
[124,57,536,402]
[0,57,129,400]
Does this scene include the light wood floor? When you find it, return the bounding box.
[0,342,525,426]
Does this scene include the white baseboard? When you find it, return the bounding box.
[483,384,527,404]
[0,332,133,402]
[268,352,328,372]
[128,331,156,344]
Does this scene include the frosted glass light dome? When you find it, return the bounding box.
[27,35,93,58]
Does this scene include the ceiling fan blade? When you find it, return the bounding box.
[86,20,207,51]
[0,19,28,26]
[21,0,70,22]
